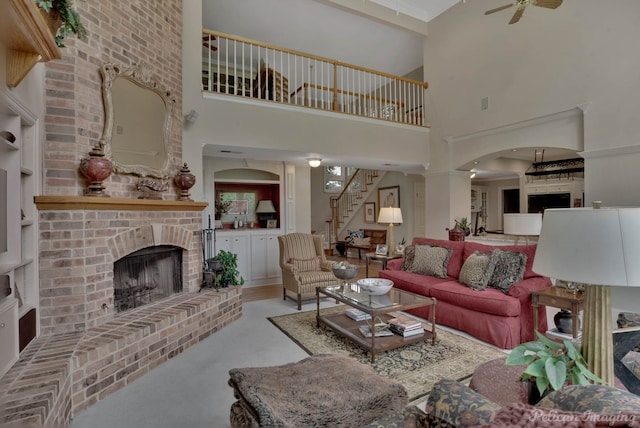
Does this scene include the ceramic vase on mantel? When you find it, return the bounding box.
[79,143,113,197]
[174,162,195,201]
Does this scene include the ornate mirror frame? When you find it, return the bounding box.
[99,63,176,179]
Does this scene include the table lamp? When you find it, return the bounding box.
[532,206,640,386]
[378,207,403,255]
[255,200,276,228]
[503,213,542,244]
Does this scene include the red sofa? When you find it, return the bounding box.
[379,238,551,349]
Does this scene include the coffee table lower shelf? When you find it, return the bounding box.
[317,311,435,363]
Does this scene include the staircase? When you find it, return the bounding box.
[325,169,385,247]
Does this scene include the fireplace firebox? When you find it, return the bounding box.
[113,245,182,312]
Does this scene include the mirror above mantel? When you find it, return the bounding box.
[99,63,176,179]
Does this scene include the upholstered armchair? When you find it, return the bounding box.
[278,233,337,310]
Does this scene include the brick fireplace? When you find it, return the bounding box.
[0,197,243,426]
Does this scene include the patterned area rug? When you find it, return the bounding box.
[268,306,506,404]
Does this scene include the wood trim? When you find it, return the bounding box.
[4,0,62,87]
[203,29,428,89]
[34,196,208,211]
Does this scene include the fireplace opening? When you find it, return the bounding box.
[113,245,182,313]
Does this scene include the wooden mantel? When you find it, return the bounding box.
[34,196,208,211]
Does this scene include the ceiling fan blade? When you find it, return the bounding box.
[509,5,526,24]
[532,0,563,9]
[485,3,514,15]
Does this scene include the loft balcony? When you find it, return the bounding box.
[201,30,428,127]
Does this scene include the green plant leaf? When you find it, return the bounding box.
[536,331,563,349]
[535,376,549,396]
[506,346,536,365]
[523,359,545,378]
[573,360,603,383]
[545,358,567,391]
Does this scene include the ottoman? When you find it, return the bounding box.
[468,357,529,406]
[228,354,408,427]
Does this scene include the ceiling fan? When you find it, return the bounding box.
[485,0,563,25]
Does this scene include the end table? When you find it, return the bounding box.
[531,286,585,339]
[365,252,402,277]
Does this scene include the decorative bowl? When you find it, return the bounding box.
[357,278,394,295]
[332,264,359,281]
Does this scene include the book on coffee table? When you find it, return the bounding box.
[359,325,394,338]
[389,324,424,337]
[388,314,422,331]
[345,308,372,321]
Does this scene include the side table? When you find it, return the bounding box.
[365,252,402,277]
[532,286,585,339]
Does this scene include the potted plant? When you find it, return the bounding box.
[506,331,602,403]
[457,217,471,236]
[214,195,232,220]
[210,250,244,288]
[36,0,87,47]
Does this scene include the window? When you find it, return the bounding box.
[323,166,356,193]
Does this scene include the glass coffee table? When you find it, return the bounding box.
[316,284,436,363]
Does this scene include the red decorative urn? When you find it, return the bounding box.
[174,162,195,201]
[79,143,113,197]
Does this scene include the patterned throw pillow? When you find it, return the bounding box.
[410,246,452,279]
[459,251,492,291]
[486,249,527,293]
[401,245,417,271]
[289,257,321,272]
[346,229,365,244]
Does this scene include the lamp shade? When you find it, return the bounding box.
[503,213,543,236]
[533,208,640,286]
[255,200,276,213]
[377,207,403,224]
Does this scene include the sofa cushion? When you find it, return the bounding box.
[426,379,500,427]
[486,249,527,293]
[410,245,452,278]
[346,229,364,244]
[351,236,371,247]
[463,241,539,279]
[429,282,521,317]
[459,251,492,291]
[379,269,454,296]
[412,238,466,278]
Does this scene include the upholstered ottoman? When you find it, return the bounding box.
[469,357,530,406]
[228,354,408,427]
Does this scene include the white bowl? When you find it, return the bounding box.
[357,278,394,295]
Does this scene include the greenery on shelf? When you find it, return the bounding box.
[214,195,232,219]
[36,0,87,47]
[211,250,244,287]
[506,331,602,397]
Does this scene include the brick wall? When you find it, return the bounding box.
[43,0,183,198]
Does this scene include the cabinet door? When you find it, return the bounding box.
[266,235,281,278]
[232,235,250,283]
[216,235,233,253]
[250,235,268,280]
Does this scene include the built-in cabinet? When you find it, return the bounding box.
[0,90,39,378]
[216,230,282,287]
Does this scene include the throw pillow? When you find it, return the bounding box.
[486,249,527,293]
[426,379,500,427]
[401,245,417,271]
[410,246,452,278]
[459,251,491,291]
[289,257,321,272]
[352,237,371,247]
[346,229,365,244]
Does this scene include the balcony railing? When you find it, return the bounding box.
[202,29,428,127]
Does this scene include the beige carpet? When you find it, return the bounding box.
[268,306,506,404]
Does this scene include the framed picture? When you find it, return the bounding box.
[228,199,249,215]
[266,219,278,229]
[364,202,376,223]
[375,244,388,256]
[378,185,400,209]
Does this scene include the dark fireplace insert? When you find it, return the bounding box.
[113,245,182,313]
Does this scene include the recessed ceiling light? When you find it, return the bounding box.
[512,149,518,152]
[473,161,479,165]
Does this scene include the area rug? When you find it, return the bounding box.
[268,306,507,404]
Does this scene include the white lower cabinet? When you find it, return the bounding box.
[217,230,282,286]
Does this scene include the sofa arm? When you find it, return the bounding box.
[281,262,299,276]
[507,276,552,299]
[386,258,403,271]
[321,260,337,271]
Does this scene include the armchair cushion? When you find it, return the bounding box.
[289,256,321,272]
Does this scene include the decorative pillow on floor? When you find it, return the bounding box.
[459,251,492,291]
[486,249,527,293]
[289,256,321,272]
[346,229,365,244]
[410,245,452,278]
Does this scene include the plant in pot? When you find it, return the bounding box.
[210,250,244,288]
[457,217,471,236]
[506,331,602,404]
[36,0,88,47]
[214,195,232,221]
